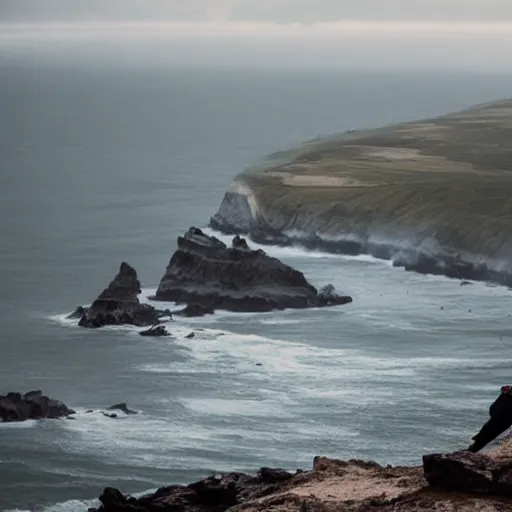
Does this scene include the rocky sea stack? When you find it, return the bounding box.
[75,262,162,328]
[0,390,75,422]
[152,227,352,312]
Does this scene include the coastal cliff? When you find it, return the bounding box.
[91,441,512,511]
[210,99,512,285]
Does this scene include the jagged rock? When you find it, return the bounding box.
[77,262,162,328]
[185,332,195,339]
[174,304,215,317]
[423,451,495,493]
[66,306,86,319]
[89,450,512,512]
[98,487,127,509]
[107,403,137,415]
[139,325,170,337]
[152,227,352,313]
[232,234,250,250]
[87,457,428,512]
[0,390,75,422]
[257,467,293,483]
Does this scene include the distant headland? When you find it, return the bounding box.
[210,99,512,286]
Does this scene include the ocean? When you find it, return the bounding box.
[2,48,512,511]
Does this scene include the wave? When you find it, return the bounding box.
[208,183,512,287]
[202,227,345,260]
[3,499,99,512]
[0,419,38,430]
[9,486,161,512]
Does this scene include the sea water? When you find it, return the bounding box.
[2,46,512,511]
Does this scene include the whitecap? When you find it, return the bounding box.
[179,397,292,418]
[202,227,341,260]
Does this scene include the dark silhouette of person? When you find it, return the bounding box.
[468,386,512,452]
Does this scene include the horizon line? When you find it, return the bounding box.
[2,20,512,39]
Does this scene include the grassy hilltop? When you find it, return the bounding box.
[237,99,512,262]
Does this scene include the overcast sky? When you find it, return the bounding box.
[3,0,512,23]
[2,1,512,71]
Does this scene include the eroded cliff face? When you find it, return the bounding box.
[210,100,512,286]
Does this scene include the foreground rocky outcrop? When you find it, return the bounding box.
[152,227,352,312]
[89,448,512,512]
[0,390,75,422]
[210,100,512,287]
[74,262,165,328]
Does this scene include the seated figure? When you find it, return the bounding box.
[468,386,512,452]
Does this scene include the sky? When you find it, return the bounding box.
[1,1,512,70]
[2,0,512,23]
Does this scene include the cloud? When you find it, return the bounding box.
[0,0,235,22]
[229,0,512,23]
[2,0,512,23]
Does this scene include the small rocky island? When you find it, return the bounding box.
[70,229,351,328]
[151,227,352,312]
[71,262,166,328]
[0,390,75,422]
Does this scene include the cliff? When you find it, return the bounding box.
[210,99,512,285]
[91,441,512,512]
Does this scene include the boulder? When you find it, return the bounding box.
[152,227,352,313]
[423,449,512,497]
[423,451,495,493]
[0,390,75,422]
[139,325,170,337]
[77,262,163,328]
[66,306,86,319]
[257,467,293,483]
[98,487,127,509]
[174,304,215,317]
[107,403,137,415]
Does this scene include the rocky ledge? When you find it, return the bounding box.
[0,390,75,422]
[71,262,168,328]
[151,227,352,312]
[89,448,512,512]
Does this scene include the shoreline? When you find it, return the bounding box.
[210,99,512,287]
[210,188,512,288]
[89,438,512,511]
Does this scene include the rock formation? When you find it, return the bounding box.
[76,262,164,328]
[139,325,170,337]
[89,448,512,512]
[107,403,137,415]
[152,227,352,312]
[0,390,75,422]
[173,303,215,317]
